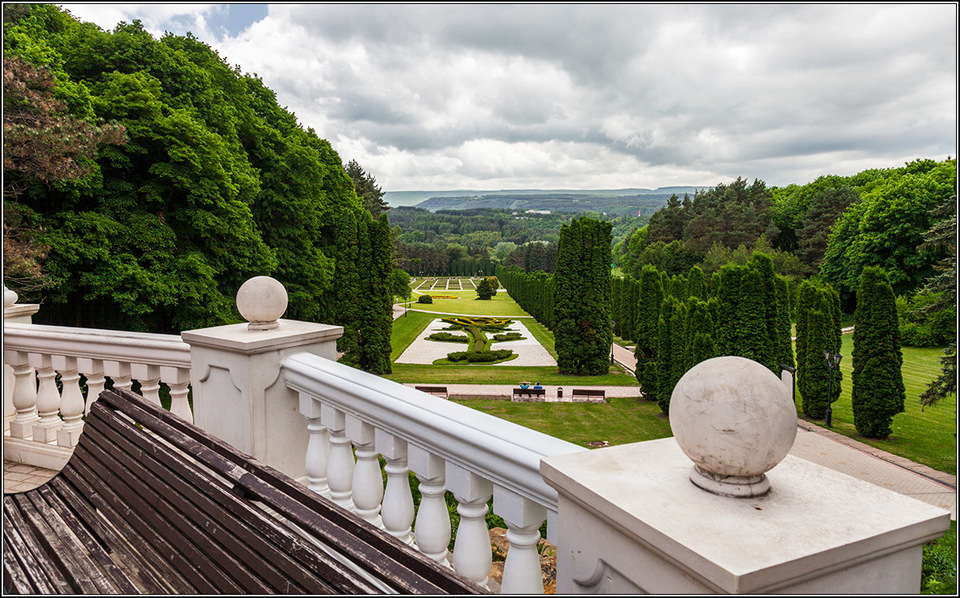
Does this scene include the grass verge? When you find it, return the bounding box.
[796,334,956,475]
[451,396,671,448]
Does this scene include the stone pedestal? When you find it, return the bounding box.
[541,438,951,594]
[182,319,342,481]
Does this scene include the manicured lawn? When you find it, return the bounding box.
[451,396,671,448]
[385,363,640,386]
[407,290,531,317]
[797,334,957,475]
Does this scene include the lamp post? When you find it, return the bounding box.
[824,350,842,428]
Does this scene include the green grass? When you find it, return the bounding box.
[408,289,530,317]
[385,363,639,386]
[797,334,957,475]
[450,396,671,448]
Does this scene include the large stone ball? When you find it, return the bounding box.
[669,356,796,492]
[236,276,287,330]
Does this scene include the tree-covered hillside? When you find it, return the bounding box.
[3,4,362,333]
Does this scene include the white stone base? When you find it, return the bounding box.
[541,437,951,594]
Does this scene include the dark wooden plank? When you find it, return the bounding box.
[87,410,313,595]
[21,489,116,594]
[89,402,366,594]
[95,391,481,594]
[69,447,217,593]
[72,433,250,594]
[39,482,142,594]
[2,504,59,594]
[3,535,36,594]
[56,464,193,594]
[3,497,75,593]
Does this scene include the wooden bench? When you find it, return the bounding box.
[414,385,448,399]
[512,388,546,402]
[2,388,486,595]
[571,389,606,402]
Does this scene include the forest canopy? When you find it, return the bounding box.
[3,4,362,333]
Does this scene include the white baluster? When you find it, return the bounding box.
[495,488,548,594]
[409,446,452,565]
[322,404,355,512]
[300,393,330,497]
[57,356,85,447]
[31,354,62,444]
[448,465,494,588]
[82,358,106,415]
[348,417,384,528]
[163,366,192,423]
[7,351,38,439]
[134,364,162,406]
[107,361,133,392]
[377,430,414,545]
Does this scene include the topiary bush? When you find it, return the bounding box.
[417,294,433,304]
[446,349,514,363]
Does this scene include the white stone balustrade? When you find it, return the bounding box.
[282,352,586,593]
[3,321,192,469]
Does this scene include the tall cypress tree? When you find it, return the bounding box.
[684,297,716,371]
[656,295,678,413]
[852,267,905,438]
[634,265,663,400]
[333,210,361,366]
[774,275,795,371]
[554,217,612,375]
[796,280,842,419]
[686,264,706,300]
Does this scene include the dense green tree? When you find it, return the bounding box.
[795,280,842,419]
[683,297,716,371]
[345,159,389,217]
[686,265,706,300]
[554,217,613,375]
[852,267,905,438]
[918,196,957,407]
[655,296,686,414]
[357,213,393,374]
[333,210,362,365]
[3,4,365,333]
[634,265,663,399]
[821,159,956,300]
[476,277,496,300]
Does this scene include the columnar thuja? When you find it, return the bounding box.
[795,280,842,419]
[852,267,905,438]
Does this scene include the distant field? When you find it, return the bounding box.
[798,334,956,475]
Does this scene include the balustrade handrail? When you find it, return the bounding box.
[281,352,586,511]
[3,322,190,367]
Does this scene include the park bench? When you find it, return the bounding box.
[2,388,486,595]
[414,385,448,399]
[571,389,606,402]
[512,387,546,402]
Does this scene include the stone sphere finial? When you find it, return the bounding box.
[236,276,287,330]
[669,356,797,498]
[4,286,18,309]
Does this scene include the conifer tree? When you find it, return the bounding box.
[333,210,361,366]
[852,267,905,438]
[796,280,842,419]
[684,297,716,371]
[655,296,685,413]
[686,265,706,300]
[554,217,612,375]
[634,265,663,399]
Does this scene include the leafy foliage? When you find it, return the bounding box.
[3,5,363,333]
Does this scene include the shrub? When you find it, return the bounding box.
[446,349,514,363]
[417,294,433,304]
[427,332,469,343]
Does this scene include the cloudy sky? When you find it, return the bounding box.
[58,3,957,193]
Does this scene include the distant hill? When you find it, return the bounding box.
[382,187,707,211]
[399,187,707,216]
